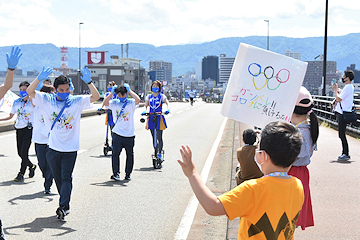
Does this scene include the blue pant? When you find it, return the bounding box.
[46,148,77,209]
[35,143,53,191]
[112,133,134,176]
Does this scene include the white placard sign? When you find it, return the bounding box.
[0,90,19,113]
[221,43,308,128]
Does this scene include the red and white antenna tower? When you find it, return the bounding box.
[60,47,68,68]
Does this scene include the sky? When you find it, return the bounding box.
[1,0,360,48]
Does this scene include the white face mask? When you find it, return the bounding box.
[254,150,267,173]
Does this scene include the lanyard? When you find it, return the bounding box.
[268,172,288,177]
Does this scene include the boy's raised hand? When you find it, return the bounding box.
[177,145,197,178]
[37,67,53,81]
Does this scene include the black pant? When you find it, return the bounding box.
[150,129,163,155]
[337,113,349,155]
[16,127,33,174]
[112,133,135,176]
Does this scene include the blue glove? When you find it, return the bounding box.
[141,111,147,116]
[80,67,92,84]
[69,78,75,91]
[37,67,53,81]
[124,83,131,92]
[111,85,118,94]
[165,109,170,114]
[36,81,44,91]
[6,46,23,70]
[97,108,102,111]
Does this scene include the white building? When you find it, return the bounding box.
[219,54,235,83]
[285,50,301,60]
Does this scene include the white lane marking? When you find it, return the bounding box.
[174,117,228,240]
[78,149,87,154]
[185,108,191,111]
[177,110,184,114]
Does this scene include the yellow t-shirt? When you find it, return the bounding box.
[218,176,304,240]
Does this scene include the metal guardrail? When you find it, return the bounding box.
[312,95,360,134]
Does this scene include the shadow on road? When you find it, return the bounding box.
[134,167,162,172]
[0,154,6,157]
[90,180,128,187]
[330,160,354,164]
[90,155,112,158]
[0,180,34,187]
[3,216,76,237]
[8,191,56,205]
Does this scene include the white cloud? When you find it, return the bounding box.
[0,0,359,47]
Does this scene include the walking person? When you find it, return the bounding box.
[32,84,55,194]
[289,86,319,230]
[143,80,170,160]
[0,45,22,240]
[103,83,140,181]
[27,66,100,220]
[332,69,355,160]
[0,81,36,182]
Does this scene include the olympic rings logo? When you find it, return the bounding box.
[248,63,290,91]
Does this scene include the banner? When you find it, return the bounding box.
[0,90,19,113]
[221,43,308,128]
[87,51,105,64]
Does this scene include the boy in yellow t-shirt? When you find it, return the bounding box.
[178,121,304,240]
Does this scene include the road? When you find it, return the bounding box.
[0,101,226,239]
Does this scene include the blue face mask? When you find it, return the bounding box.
[57,92,70,101]
[107,87,112,92]
[118,97,127,102]
[19,91,28,98]
[152,87,159,93]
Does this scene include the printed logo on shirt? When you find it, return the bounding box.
[248,212,299,240]
[50,110,74,130]
[16,108,31,122]
[116,110,129,122]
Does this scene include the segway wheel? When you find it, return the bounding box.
[104,147,108,156]
[152,156,161,169]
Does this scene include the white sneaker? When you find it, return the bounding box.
[338,154,350,161]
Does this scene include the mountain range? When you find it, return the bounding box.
[1,33,359,76]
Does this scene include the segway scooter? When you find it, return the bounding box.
[140,112,167,169]
[97,108,113,156]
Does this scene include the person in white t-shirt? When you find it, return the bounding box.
[0,81,36,182]
[103,83,140,181]
[27,66,100,220]
[32,84,55,194]
[332,69,355,161]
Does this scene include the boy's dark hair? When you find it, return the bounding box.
[242,129,257,145]
[40,84,55,93]
[54,75,70,89]
[259,121,302,168]
[344,69,355,81]
[19,81,30,88]
[115,86,127,95]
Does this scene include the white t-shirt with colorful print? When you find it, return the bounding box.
[108,98,136,137]
[10,98,34,129]
[34,91,91,152]
[31,96,50,144]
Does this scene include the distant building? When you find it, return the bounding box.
[196,61,202,80]
[202,55,219,84]
[68,54,149,96]
[303,55,338,95]
[149,60,172,81]
[284,50,301,60]
[346,64,360,83]
[219,54,235,83]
